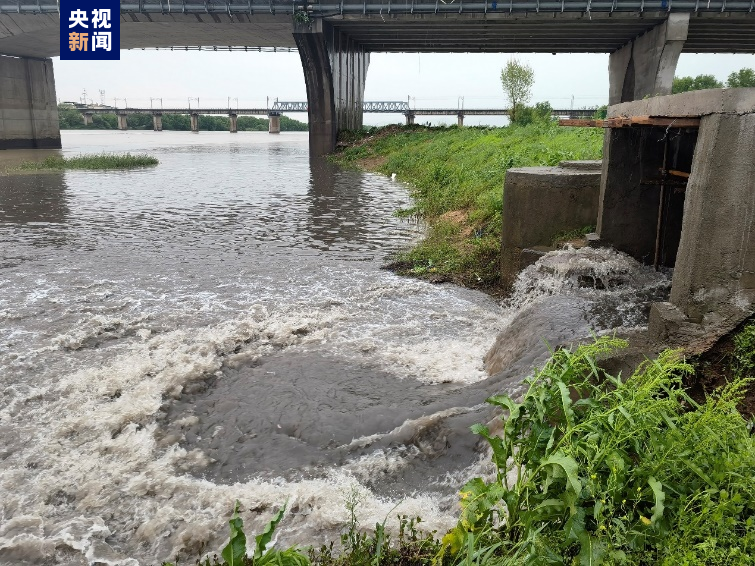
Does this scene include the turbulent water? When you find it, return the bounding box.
[0,131,670,565]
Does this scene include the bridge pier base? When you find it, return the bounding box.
[82,113,93,127]
[0,55,60,150]
[457,113,464,127]
[117,114,128,130]
[608,13,688,104]
[190,113,199,133]
[294,20,369,156]
[152,113,162,131]
[405,113,415,126]
[229,113,237,133]
[268,112,280,134]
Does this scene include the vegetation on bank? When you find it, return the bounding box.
[331,122,603,290]
[57,104,309,132]
[672,66,755,93]
[18,152,159,171]
[166,325,755,566]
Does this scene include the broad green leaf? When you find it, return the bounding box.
[648,476,665,525]
[254,502,287,559]
[577,531,607,566]
[221,500,247,566]
[541,452,582,497]
[564,507,586,543]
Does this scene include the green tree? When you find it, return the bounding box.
[672,74,723,93]
[501,58,534,124]
[727,67,755,88]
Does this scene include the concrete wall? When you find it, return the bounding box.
[501,161,602,288]
[0,55,60,149]
[670,113,755,322]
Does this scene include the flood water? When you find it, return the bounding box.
[0,131,670,565]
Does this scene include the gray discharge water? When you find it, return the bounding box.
[0,131,670,565]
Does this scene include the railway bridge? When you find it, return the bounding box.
[1,1,755,153]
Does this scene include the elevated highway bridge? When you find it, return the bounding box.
[1,0,754,152]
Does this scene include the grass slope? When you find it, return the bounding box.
[332,123,603,291]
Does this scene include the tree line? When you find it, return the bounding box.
[672,67,755,93]
[57,104,308,131]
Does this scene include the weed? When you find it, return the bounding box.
[446,337,755,565]
[18,152,159,171]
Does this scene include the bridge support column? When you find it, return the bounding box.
[0,55,60,150]
[457,113,464,127]
[294,20,369,156]
[152,113,162,131]
[117,114,128,130]
[608,14,689,104]
[190,113,199,133]
[405,113,415,126]
[268,112,280,134]
[229,113,237,133]
[82,113,93,126]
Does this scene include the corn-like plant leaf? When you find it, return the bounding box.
[221,500,247,566]
[556,381,575,429]
[647,476,665,525]
[254,502,287,559]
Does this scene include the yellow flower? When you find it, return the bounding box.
[640,516,652,525]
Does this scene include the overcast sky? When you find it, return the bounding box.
[53,50,755,126]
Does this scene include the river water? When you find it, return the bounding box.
[0,131,671,565]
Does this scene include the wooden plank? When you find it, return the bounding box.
[559,119,603,127]
[559,116,701,128]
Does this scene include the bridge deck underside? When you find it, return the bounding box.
[329,14,755,53]
[1,11,755,58]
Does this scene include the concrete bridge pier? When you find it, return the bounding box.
[457,113,464,127]
[82,113,93,126]
[229,113,237,133]
[608,13,689,104]
[117,114,128,130]
[0,55,60,149]
[190,113,199,133]
[405,113,415,126]
[268,112,280,134]
[294,20,369,156]
[152,113,162,131]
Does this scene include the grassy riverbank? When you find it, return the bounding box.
[17,152,159,171]
[331,123,603,291]
[170,324,755,566]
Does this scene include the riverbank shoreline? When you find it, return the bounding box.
[330,123,604,296]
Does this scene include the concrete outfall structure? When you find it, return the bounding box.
[594,88,755,343]
[0,55,60,150]
[500,161,602,289]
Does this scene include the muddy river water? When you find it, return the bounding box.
[0,131,670,564]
